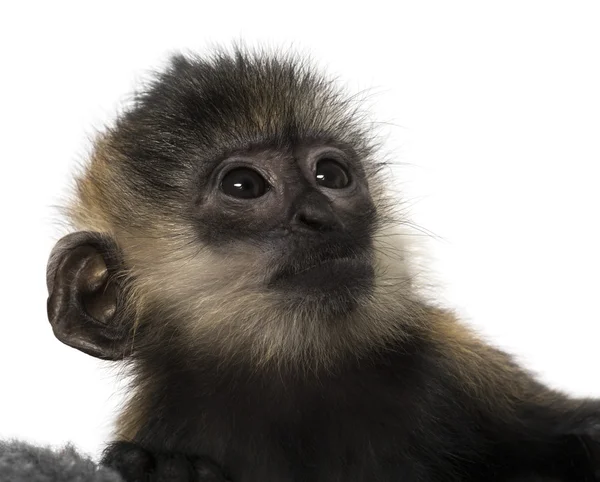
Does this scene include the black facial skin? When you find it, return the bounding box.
[47,51,600,482]
[193,144,376,312]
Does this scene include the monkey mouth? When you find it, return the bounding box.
[268,252,374,296]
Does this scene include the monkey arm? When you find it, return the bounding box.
[487,387,600,480]
[429,309,600,480]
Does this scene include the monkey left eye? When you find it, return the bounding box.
[220,167,267,199]
[315,159,350,189]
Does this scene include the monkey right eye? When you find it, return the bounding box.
[220,167,267,199]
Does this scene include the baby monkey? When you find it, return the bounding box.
[47,49,600,481]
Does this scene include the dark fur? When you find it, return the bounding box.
[106,309,600,482]
[46,48,600,481]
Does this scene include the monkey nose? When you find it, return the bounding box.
[290,192,343,232]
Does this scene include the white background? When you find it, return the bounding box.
[0,1,599,459]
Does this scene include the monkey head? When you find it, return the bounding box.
[47,50,415,370]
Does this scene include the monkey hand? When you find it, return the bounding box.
[101,442,230,482]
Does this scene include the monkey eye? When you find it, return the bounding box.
[220,167,267,199]
[315,159,350,189]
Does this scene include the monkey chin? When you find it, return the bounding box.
[268,257,375,316]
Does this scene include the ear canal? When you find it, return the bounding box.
[78,250,117,323]
[46,232,131,360]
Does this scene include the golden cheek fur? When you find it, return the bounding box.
[102,207,420,370]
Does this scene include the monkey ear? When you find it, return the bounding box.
[46,232,131,360]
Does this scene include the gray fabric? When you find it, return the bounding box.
[0,440,122,482]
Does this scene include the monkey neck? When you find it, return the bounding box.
[118,324,430,446]
[115,298,443,442]
[131,293,431,375]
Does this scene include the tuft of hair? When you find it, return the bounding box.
[66,46,420,371]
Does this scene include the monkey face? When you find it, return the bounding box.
[190,144,377,313]
[108,141,383,343]
[58,51,414,367]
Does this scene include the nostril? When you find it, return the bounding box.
[292,206,342,232]
[297,213,328,231]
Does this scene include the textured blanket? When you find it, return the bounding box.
[0,440,122,482]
